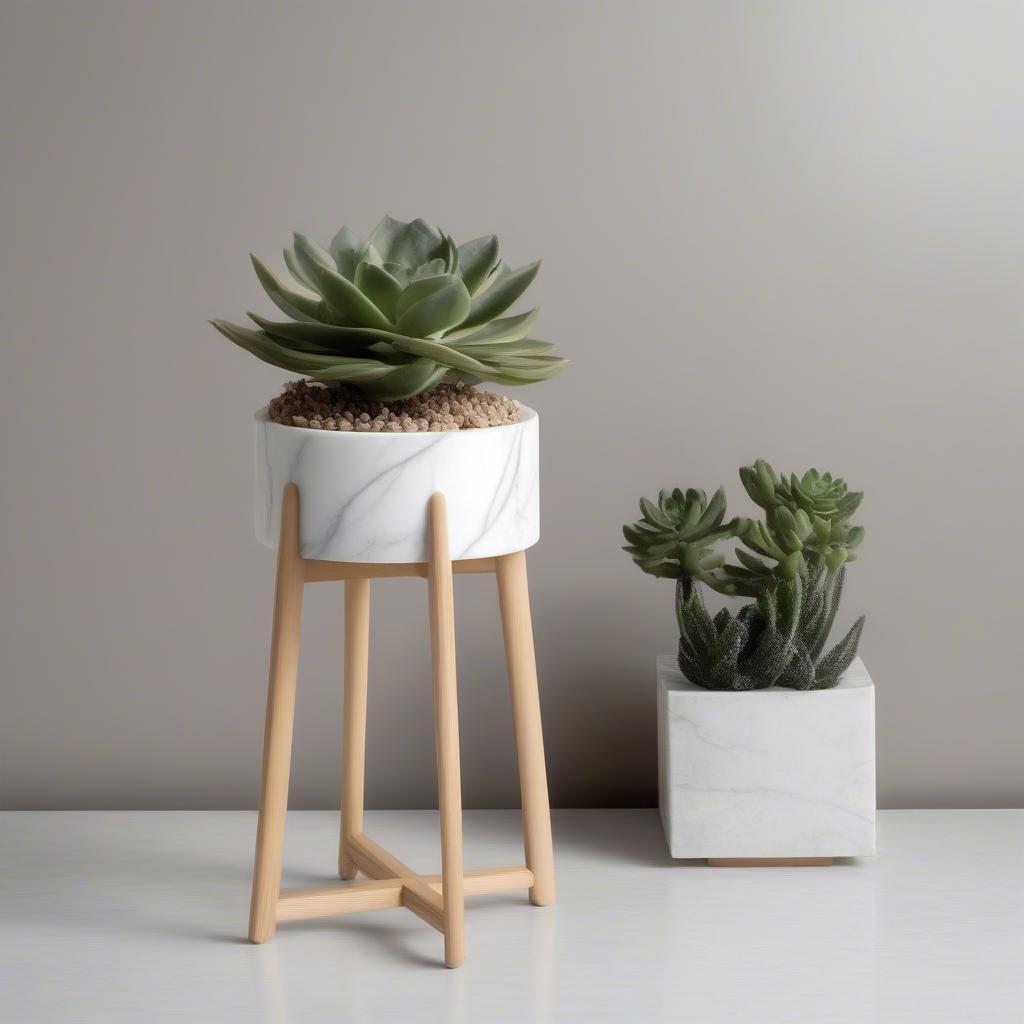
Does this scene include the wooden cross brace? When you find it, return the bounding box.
[247,484,555,968]
[278,832,534,930]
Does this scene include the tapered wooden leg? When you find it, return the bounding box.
[249,483,305,943]
[427,493,465,968]
[339,578,370,879]
[496,550,556,907]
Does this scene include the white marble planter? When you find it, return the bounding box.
[657,656,876,859]
[255,406,539,563]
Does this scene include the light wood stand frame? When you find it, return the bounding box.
[248,484,555,968]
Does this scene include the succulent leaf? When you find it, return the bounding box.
[312,262,393,330]
[448,309,538,346]
[395,277,471,337]
[354,262,403,322]
[693,487,727,533]
[356,358,449,400]
[210,320,394,381]
[283,247,318,291]
[457,235,501,294]
[812,616,865,689]
[329,225,363,278]
[734,548,772,576]
[457,339,554,360]
[247,314,379,355]
[824,546,848,571]
[410,258,448,281]
[777,638,816,690]
[439,234,460,275]
[366,215,443,266]
[384,334,488,374]
[292,233,337,284]
[251,256,324,323]
[460,260,541,332]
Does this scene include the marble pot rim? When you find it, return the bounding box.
[254,402,538,438]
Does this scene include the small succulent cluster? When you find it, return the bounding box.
[624,462,866,690]
[212,216,566,403]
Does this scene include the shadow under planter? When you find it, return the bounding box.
[657,656,876,864]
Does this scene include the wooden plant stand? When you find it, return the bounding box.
[248,484,555,968]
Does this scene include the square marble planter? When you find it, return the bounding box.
[657,655,876,861]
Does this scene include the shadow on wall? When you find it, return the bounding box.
[535,586,662,809]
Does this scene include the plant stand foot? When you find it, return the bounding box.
[707,857,834,867]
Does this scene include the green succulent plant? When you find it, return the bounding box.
[738,460,864,573]
[624,460,866,691]
[622,488,742,579]
[211,215,566,401]
[675,575,803,690]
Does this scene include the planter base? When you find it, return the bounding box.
[658,655,876,860]
[248,484,555,969]
[707,857,834,867]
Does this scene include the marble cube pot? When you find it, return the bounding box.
[657,655,876,863]
[255,405,539,562]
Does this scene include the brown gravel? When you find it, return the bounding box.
[268,379,522,432]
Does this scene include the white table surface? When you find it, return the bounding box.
[2,809,1021,1023]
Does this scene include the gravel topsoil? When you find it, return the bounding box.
[268,379,521,432]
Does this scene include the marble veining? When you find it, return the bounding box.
[255,406,540,563]
[657,655,876,858]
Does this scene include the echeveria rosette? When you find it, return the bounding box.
[622,488,744,580]
[738,460,864,572]
[740,461,862,521]
[211,216,567,401]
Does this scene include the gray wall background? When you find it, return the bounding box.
[2,1,1021,810]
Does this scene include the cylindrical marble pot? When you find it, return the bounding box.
[255,406,539,563]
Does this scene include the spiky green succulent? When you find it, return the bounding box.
[624,460,866,690]
[211,215,566,401]
[773,558,865,689]
[675,575,804,690]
